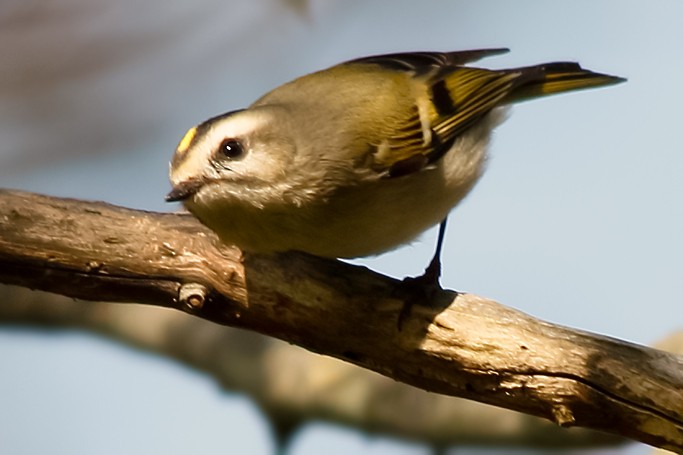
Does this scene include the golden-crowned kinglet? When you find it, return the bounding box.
[167,49,623,281]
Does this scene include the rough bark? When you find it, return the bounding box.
[0,189,682,452]
[0,285,628,450]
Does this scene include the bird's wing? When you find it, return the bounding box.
[346,50,518,177]
[346,48,509,72]
[347,51,622,178]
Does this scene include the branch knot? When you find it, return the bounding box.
[178,283,208,310]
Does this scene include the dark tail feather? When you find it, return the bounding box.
[506,62,626,103]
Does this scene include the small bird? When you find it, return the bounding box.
[167,49,623,287]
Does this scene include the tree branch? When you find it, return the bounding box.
[0,285,628,451]
[1,189,682,452]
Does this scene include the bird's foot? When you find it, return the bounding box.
[396,256,444,330]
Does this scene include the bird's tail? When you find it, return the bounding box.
[424,61,623,159]
[505,62,626,103]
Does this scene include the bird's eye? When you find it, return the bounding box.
[217,138,244,160]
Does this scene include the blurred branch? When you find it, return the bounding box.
[0,189,682,452]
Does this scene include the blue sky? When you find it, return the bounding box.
[1,1,681,454]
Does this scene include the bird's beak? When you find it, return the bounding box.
[165,179,205,202]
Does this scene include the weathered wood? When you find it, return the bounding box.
[0,285,628,450]
[0,189,682,452]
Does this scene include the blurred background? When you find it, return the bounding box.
[0,0,681,454]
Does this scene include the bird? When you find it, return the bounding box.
[166,48,624,290]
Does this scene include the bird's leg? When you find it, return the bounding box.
[421,217,448,287]
[397,218,449,329]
